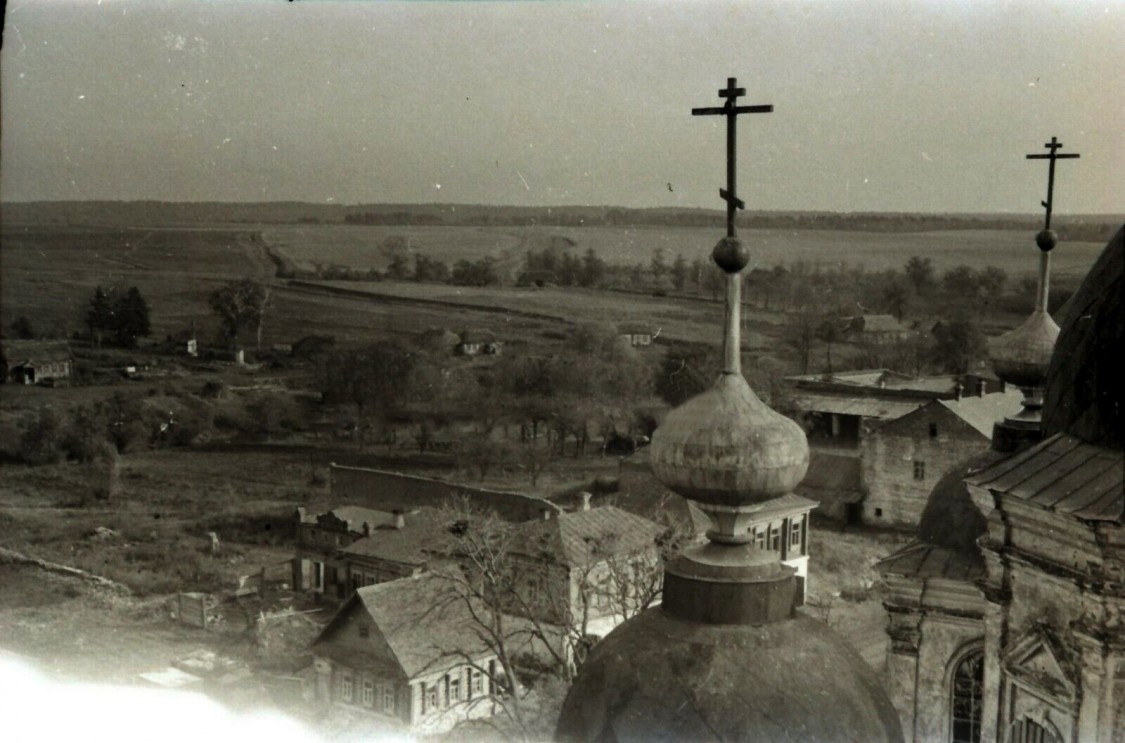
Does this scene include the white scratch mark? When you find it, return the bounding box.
[516,171,530,190]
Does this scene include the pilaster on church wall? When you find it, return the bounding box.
[884,608,922,742]
[981,601,1005,743]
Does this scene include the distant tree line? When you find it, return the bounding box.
[85,285,151,349]
[338,208,1118,241]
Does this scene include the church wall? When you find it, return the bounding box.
[862,408,983,529]
[913,613,983,743]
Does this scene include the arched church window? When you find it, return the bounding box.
[950,650,983,743]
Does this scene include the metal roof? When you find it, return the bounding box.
[791,393,924,420]
[876,540,984,582]
[745,493,818,522]
[937,389,1025,438]
[964,432,1123,523]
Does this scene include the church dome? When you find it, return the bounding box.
[650,373,809,507]
[1043,224,1123,447]
[555,608,903,743]
[988,310,1059,389]
[914,450,1005,562]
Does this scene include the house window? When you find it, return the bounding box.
[381,684,395,714]
[362,679,374,708]
[913,460,926,481]
[875,508,883,518]
[753,528,767,550]
[340,671,353,703]
[769,525,781,551]
[789,521,802,549]
[950,651,983,743]
[449,677,461,704]
[427,685,438,711]
[472,671,483,695]
[929,422,938,438]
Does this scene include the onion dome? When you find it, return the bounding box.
[989,310,1059,389]
[649,373,809,507]
[1043,224,1123,447]
[556,610,903,743]
[556,79,901,743]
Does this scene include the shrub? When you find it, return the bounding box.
[19,408,65,465]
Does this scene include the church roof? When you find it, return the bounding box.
[1042,224,1123,448]
[963,432,1123,523]
[876,541,985,582]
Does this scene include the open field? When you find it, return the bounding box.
[1,226,273,340]
[307,279,779,349]
[259,223,1107,280]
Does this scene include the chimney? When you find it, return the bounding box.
[362,522,371,537]
[576,491,592,512]
[540,508,553,521]
[955,383,963,401]
[392,510,405,529]
[977,378,986,397]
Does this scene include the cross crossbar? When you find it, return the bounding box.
[1026,136,1081,230]
[691,77,772,238]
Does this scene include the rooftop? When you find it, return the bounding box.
[301,505,398,533]
[937,388,1025,437]
[340,508,449,566]
[314,574,495,678]
[964,432,1123,523]
[512,506,664,568]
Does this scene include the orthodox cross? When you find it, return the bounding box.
[692,77,773,238]
[1026,136,1080,230]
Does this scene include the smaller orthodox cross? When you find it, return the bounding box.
[1026,136,1080,230]
[693,77,773,238]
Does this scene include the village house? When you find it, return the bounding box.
[785,368,1002,523]
[292,505,401,597]
[843,314,912,343]
[2,340,72,385]
[457,329,502,356]
[861,387,1023,527]
[617,322,655,348]
[614,449,817,599]
[310,574,508,735]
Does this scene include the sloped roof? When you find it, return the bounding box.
[340,508,449,566]
[618,323,651,335]
[876,541,984,582]
[937,388,1025,438]
[460,329,497,344]
[746,493,818,523]
[315,574,494,679]
[791,393,924,420]
[848,315,910,334]
[1,340,71,363]
[1043,224,1123,448]
[964,432,1123,523]
[512,506,663,568]
[303,506,397,533]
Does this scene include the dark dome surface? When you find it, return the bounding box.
[555,607,903,743]
[916,449,1006,557]
[1043,224,1123,448]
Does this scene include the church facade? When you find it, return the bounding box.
[879,225,1124,743]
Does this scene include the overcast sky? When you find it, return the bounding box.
[2,1,1121,213]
